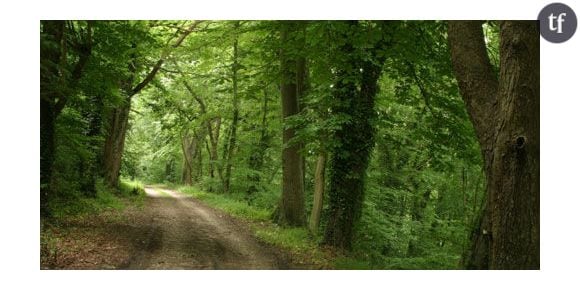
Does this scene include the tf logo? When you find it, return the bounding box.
[538,3,577,43]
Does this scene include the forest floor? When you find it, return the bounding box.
[41,186,296,269]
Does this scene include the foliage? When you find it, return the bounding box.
[173,185,271,221]
[172,185,331,268]
[42,20,496,269]
[48,179,145,219]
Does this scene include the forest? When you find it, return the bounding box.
[40,20,539,270]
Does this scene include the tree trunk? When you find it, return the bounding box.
[40,98,56,217]
[181,158,193,185]
[224,21,241,193]
[489,21,540,269]
[205,117,222,192]
[277,21,306,226]
[209,117,221,181]
[175,60,220,185]
[448,20,540,269]
[296,23,308,190]
[309,152,326,233]
[181,133,194,186]
[323,21,389,250]
[196,143,203,182]
[102,98,131,187]
[100,22,198,188]
[165,158,175,182]
[103,44,137,188]
[40,20,65,217]
[181,128,206,185]
[463,203,491,269]
[41,20,93,207]
[448,20,497,269]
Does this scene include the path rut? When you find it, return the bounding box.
[122,187,283,269]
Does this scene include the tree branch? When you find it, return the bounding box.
[130,20,203,97]
[55,20,93,116]
[170,59,208,113]
[406,61,436,116]
[447,21,499,150]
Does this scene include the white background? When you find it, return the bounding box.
[0,0,576,289]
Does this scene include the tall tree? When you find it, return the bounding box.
[323,21,390,249]
[102,21,199,187]
[223,21,242,193]
[277,21,306,226]
[40,20,92,217]
[448,20,539,269]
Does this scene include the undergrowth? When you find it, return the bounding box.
[167,184,333,268]
[163,184,464,269]
[47,178,145,219]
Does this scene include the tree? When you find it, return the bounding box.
[102,21,200,187]
[323,21,391,249]
[40,20,93,217]
[181,129,205,185]
[277,21,306,226]
[309,152,327,233]
[42,20,539,270]
[223,21,242,193]
[448,20,539,269]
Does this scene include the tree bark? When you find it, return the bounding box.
[102,98,132,187]
[448,20,540,269]
[309,152,326,233]
[296,22,308,190]
[277,21,306,226]
[490,21,540,269]
[181,133,195,186]
[448,21,496,269]
[180,128,206,185]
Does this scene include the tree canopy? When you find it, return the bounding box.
[40,20,539,270]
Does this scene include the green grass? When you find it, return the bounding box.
[334,250,461,270]
[119,179,146,197]
[48,178,146,219]
[254,225,315,251]
[174,185,271,221]
[158,184,461,269]
[167,184,332,268]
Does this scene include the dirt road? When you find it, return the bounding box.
[119,187,284,269]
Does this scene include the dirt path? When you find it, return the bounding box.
[119,187,285,269]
